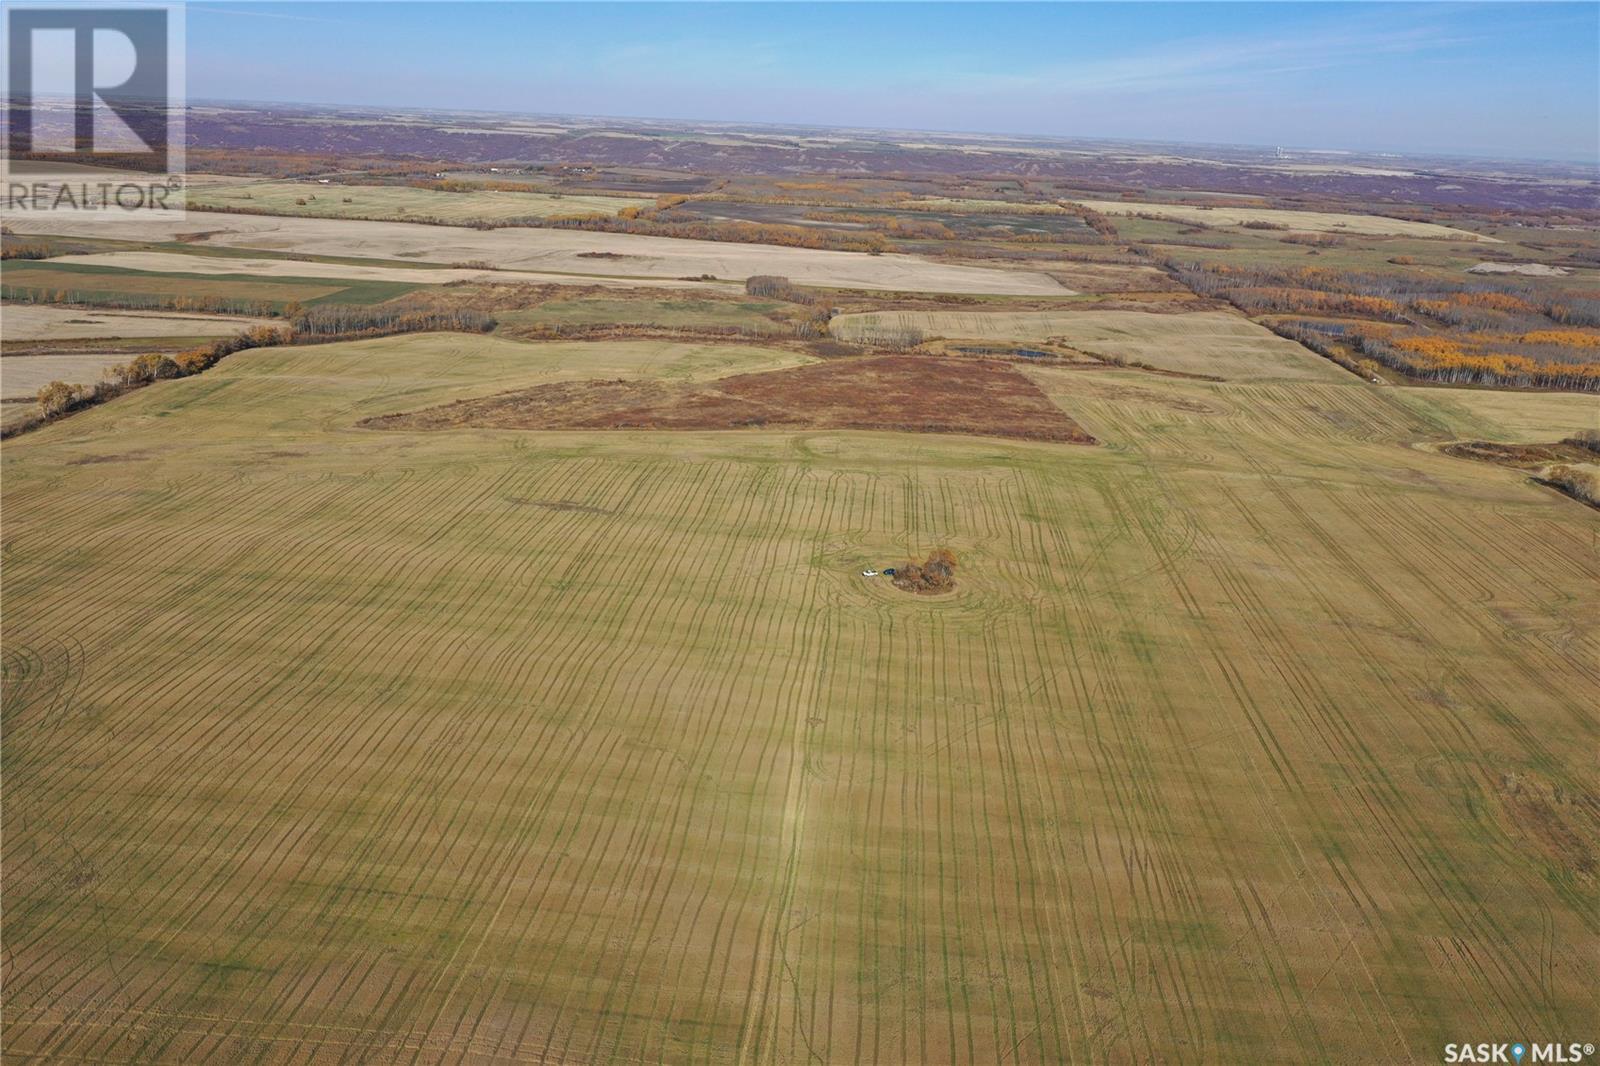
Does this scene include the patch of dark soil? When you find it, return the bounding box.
[1495,772,1598,884]
[65,452,150,466]
[362,354,1096,444]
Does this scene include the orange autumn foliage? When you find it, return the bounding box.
[1519,330,1600,348]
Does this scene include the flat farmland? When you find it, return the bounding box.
[496,296,789,333]
[6,213,1072,295]
[2,261,420,310]
[0,401,39,428]
[1069,198,1496,240]
[42,251,746,292]
[675,199,1098,239]
[1390,386,1600,443]
[2,333,1595,1063]
[189,180,654,223]
[2,352,182,401]
[1,304,277,341]
[831,308,1348,381]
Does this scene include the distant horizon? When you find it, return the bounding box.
[184,2,1600,164]
[179,94,1600,169]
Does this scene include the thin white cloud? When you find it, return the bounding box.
[945,10,1494,98]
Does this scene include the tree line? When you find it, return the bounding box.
[19,307,495,436]
[1170,259,1600,391]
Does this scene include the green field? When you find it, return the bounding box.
[189,180,654,223]
[1,260,422,311]
[3,326,1596,1063]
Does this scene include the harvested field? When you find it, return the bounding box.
[7,213,1072,294]
[1391,386,1600,443]
[2,263,350,306]
[364,353,1096,443]
[3,352,150,400]
[4,260,419,312]
[0,303,277,341]
[189,180,653,223]
[0,400,39,428]
[496,296,789,334]
[39,250,741,291]
[1071,198,1497,240]
[1467,261,1571,276]
[905,197,1082,214]
[1041,261,1179,294]
[832,308,1346,381]
[3,334,1596,1063]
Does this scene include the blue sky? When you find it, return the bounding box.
[187,3,1600,162]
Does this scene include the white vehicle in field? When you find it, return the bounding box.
[861,569,879,578]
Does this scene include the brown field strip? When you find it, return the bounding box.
[363,354,1097,444]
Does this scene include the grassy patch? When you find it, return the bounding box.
[2,260,422,309]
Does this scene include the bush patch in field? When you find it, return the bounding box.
[363,353,1096,444]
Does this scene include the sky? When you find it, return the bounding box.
[185,2,1600,162]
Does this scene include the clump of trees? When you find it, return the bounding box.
[1564,429,1600,455]
[1063,203,1119,238]
[1538,465,1600,507]
[1282,232,1344,248]
[1,242,53,260]
[289,305,495,338]
[37,380,89,418]
[1263,320,1372,378]
[745,275,828,307]
[892,549,959,594]
[26,327,281,431]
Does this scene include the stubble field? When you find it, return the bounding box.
[830,308,1348,381]
[188,181,655,223]
[1,304,280,341]
[6,213,1071,295]
[3,325,1596,1063]
[1065,199,1496,240]
[34,251,744,292]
